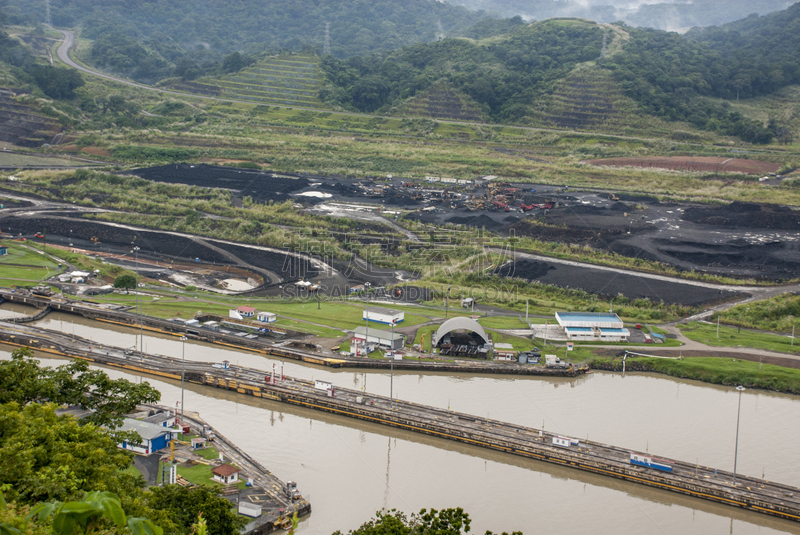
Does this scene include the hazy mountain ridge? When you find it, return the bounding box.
[2,0,487,59]
[447,0,795,31]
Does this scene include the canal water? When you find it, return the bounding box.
[2,307,799,534]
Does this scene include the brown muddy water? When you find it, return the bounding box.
[1,306,799,535]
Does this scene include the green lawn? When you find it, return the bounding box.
[194,447,220,460]
[0,266,53,281]
[0,243,61,268]
[177,462,247,489]
[478,316,530,329]
[679,321,800,355]
[487,329,538,352]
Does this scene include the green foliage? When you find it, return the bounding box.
[320,20,603,120]
[27,66,85,100]
[6,0,486,83]
[333,507,520,535]
[0,31,84,99]
[685,4,800,99]
[28,491,162,535]
[0,347,160,428]
[717,293,800,333]
[0,402,138,504]
[591,355,800,394]
[145,486,245,535]
[113,274,137,293]
[601,23,785,143]
[110,146,199,163]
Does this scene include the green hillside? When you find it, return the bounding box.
[320,19,605,119]
[3,0,487,62]
[171,55,324,108]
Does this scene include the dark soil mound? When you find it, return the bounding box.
[497,257,741,305]
[496,259,553,280]
[445,214,507,231]
[683,202,800,230]
[0,215,232,264]
[126,163,309,203]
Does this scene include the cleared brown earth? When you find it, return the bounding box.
[584,156,781,174]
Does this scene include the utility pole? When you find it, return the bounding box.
[45,0,52,27]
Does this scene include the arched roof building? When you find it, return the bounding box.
[432,316,489,347]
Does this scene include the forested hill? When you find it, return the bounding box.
[685,2,800,97]
[320,19,604,120]
[2,0,487,59]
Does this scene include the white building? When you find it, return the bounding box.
[117,418,178,455]
[257,311,277,323]
[555,312,630,342]
[211,464,241,485]
[352,326,405,350]
[363,306,404,325]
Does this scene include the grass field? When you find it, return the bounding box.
[177,462,247,489]
[194,447,220,461]
[0,152,79,167]
[0,243,61,268]
[679,321,800,355]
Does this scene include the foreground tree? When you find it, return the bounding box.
[0,347,160,428]
[113,274,137,294]
[332,507,522,535]
[146,486,247,535]
[0,402,140,505]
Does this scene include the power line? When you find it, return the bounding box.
[323,22,331,56]
[601,28,608,59]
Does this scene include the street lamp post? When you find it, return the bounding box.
[733,385,746,486]
[133,245,142,359]
[390,318,395,409]
[180,336,187,423]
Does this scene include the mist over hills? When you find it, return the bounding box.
[448,0,796,31]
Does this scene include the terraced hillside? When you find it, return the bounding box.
[170,55,324,108]
[528,65,645,133]
[0,91,60,147]
[393,82,486,122]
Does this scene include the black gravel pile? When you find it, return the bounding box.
[498,258,741,305]
[683,202,800,231]
[0,216,231,264]
[127,163,309,203]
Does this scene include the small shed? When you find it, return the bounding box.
[363,306,404,325]
[191,437,207,450]
[212,463,241,485]
[461,297,475,309]
[257,311,276,323]
[237,306,256,318]
[0,246,7,256]
[493,343,516,359]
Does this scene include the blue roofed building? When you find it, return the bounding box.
[555,312,630,342]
